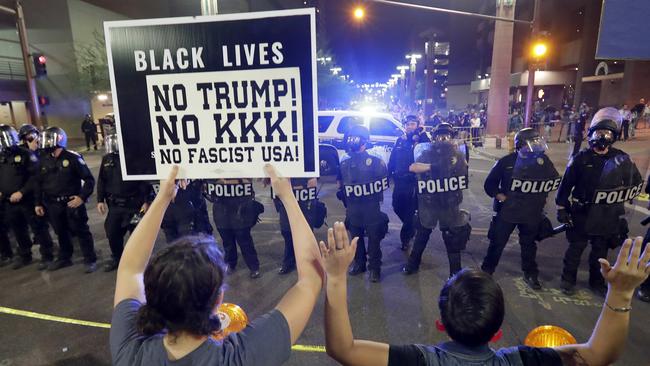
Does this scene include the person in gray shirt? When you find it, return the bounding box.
[110,165,329,365]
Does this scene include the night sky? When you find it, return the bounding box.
[320,0,492,84]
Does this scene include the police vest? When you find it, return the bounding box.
[343,177,389,198]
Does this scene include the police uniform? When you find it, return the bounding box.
[481,152,560,285]
[639,177,650,302]
[36,149,97,270]
[273,178,325,274]
[558,108,643,295]
[157,179,213,242]
[387,128,430,250]
[0,143,53,268]
[338,150,389,281]
[403,139,471,278]
[557,147,642,293]
[207,179,262,277]
[16,125,56,270]
[97,152,151,269]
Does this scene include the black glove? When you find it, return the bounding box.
[557,208,572,225]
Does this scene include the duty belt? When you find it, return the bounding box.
[107,195,138,207]
[45,195,71,203]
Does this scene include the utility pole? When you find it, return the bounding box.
[0,1,41,127]
[524,0,541,128]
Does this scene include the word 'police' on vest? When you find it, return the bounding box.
[418,176,468,194]
[206,183,253,197]
[509,177,562,194]
[345,178,390,198]
[271,187,317,201]
[593,182,644,204]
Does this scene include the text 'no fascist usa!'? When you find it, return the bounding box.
[105,9,318,180]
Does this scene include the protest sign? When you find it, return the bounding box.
[104,9,318,179]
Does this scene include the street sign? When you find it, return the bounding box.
[104,9,318,180]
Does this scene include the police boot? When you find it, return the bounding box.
[278,265,295,275]
[637,288,650,303]
[103,259,119,272]
[37,260,52,271]
[11,257,32,270]
[85,262,98,274]
[0,256,12,267]
[369,269,381,283]
[560,281,576,296]
[348,263,366,276]
[249,270,261,279]
[48,259,73,271]
[401,264,418,275]
[523,274,542,291]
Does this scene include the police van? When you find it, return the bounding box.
[317,110,404,174]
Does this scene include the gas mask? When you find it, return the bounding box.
[588,129,615,151]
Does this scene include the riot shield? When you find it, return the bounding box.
[585,153,646,239]
[414,140,469,229]
[499,152,561,224]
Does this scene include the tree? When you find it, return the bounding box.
[75,30,110,93]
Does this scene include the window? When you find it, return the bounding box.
[336,116,364,134]
[318,116,334,133]
[369,118,402,136]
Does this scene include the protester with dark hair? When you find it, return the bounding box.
[324,235,650,366]
[110,165,327,365]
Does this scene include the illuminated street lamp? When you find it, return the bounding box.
[532,42,548,58]
[316,56,332,64]
[353,6,365,21]
[405,53,422,68]
[396,65,409,77]
[330,67,342,75]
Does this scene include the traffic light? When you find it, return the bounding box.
[33,53,47,77]
[38,96,49,106]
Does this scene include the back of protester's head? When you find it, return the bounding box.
[137,235,225,336]
[438,268,504,347]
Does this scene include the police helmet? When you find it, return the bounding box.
[514,128,547,155]
[0,124,19,151]
[18,124,39,141]
[587,107,621,149]
[105,133,119,154]
[432,122,455,141]
[39,126,68,150]
[343,125,370,152]
[403,115,419,125]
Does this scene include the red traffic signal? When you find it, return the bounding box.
[33,53,47,77]
[38,96,49,106]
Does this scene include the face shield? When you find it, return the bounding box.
[588,129,615,150]
[39,130,63,151]
[0,130,17,152]
[435,133,452,142]
[105,134,120,154]
[345,135,366,152]
[518,137,547,157]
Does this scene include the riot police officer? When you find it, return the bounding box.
[206,179,262,278]
[0,125,46,269]
[639,176,650,303]
[16,124,55,270]
[387,115,430,250]
[557,107,643,296]
[96,134,152,271]
[402,123,471,278]
[35,127,98,273]
[481,128,560,289]
[272,177,325,274]
[338,125,389,282]
[157,179,212,242]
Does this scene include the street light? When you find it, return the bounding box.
[532,42,548,58]
[353,6,365,21]
[317,56,332,64]
[405,53,422,66]
[330,67,342,75]
[396,65,409,77]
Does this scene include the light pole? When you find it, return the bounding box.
[0,1,41,126]
[330,67,342,75]
[405,53,422,104]
[523,0,542,128]
[396,65,409,103]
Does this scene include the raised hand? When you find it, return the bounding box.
[319,221,358,280]
[599,237,650,296]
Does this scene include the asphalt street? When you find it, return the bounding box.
[0,139,649,366]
